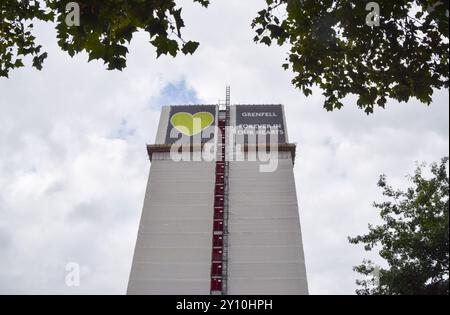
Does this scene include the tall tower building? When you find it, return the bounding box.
[127,96,308,295]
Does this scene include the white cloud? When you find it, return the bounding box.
[0,0,448,294]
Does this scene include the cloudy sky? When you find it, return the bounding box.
[0,0,448,295]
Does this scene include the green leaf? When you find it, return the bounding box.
[181,41,200,55]
[260,36,272,46]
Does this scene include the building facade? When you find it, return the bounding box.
[127,104,308,295]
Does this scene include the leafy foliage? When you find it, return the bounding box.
[253,0,449,113]
[0,0,53,77]
[0,0,209,76]
[2,0,449,113]
[349,158,449,295]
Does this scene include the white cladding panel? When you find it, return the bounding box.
[155,106,171,144]
[227,159,308,295]
[127,160,215,295]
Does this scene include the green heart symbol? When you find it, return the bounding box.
[170,112,215,136]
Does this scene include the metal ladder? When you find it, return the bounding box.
[210,109,228,295]
[221,106,231,295]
